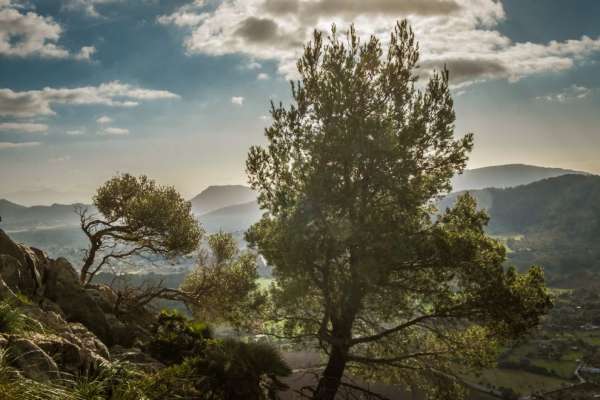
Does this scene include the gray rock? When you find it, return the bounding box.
[0,230,46,296]
[44,258,112,344]
[9,337,60,382]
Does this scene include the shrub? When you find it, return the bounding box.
[145,339,291,400]
[146,309,212,365]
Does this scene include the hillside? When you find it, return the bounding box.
[440,174,600,283]
[0,199,92,231]
[451,164,587,192]
[198,200,261,233]
[190,185,257,215]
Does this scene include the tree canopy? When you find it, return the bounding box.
[79,174,202,284]
[246,21,552,400]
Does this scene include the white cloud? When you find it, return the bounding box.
[0,122,47,133]
[66,129,84,135]
[100,127,129,135]
[159,0,600,86]
[0,141,40,149]
[0,81,180,118]
[63,0,123,18]
[96,115,113,124]
[231,96,245,105]
[74,45,96,61]
[536,84,593,103]
[257,72,270,80]
[0,1,94,59]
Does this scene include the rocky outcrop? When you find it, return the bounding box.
[8,337,60,381]
[0,230,44,296]
[0,229,161,382]
[44,257,112,344]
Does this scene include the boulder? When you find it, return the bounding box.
[29,330,109,376]
[9,337,60,382]
[86,285,117,314]
[0,230,45,295]
[44,258,112,344]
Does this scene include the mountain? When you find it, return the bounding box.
[190,185,257,215]
[440,174,600,284]
[450,164,588,192]
[198,200,261,233]
[0,188,90,206]
[0,199,92,231]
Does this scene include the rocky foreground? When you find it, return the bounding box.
[0,229,163,384]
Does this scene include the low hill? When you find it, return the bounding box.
[440,174,600,283]
[451,164,587,192]
[190,185,257,215]
[0,199,92,231]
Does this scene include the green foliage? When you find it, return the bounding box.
[181,232,266,329]
[146,309,212,365]
[0,301,26,333]
[439,174,600,282]
[80,173,202,284]
[245,20,551,399]
[144,339,291,400]
[0,348,79,400]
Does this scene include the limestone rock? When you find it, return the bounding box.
[44,258,112,344]
[9,337,60,382]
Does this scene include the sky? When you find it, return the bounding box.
[1,0,600,205]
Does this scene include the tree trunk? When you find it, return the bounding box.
[313,345,348,400]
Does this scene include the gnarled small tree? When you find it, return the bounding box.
[246,22,552,400]
[78,174,202,285]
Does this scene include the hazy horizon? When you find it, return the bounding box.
[2,0,600,204]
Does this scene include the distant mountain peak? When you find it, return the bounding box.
[190,185,257,215]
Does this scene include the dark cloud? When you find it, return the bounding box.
[235,17,280,43]
[263,0,300,15]
[234,16,302,48]
[421,58,508,82]
[264,0,461,17]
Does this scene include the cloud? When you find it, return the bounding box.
[263,0,461,19]
[231,96,245,105]
[536,84,593,103]
[0,81,179,118]
[63,0,122,18]
[96,115,113,124]
[0,1,94,59]
[74,46,96,61]
[0,141,40,149]
[257,72,270,80]
[0,122,47,133]
[66,129,84,135]
[159,0,600,85]
[100,127,129,135]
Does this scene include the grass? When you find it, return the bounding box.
[0,301,26,334]
[472,368,570,395]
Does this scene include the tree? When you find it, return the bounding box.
[246,22,552,400]
[180,231,265,329]
[78,174,202,285]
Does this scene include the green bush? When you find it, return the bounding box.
[144,339,291,400]
[0,301,26,333]
[146,309,213,365]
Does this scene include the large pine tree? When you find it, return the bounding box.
[246,21,551,400]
